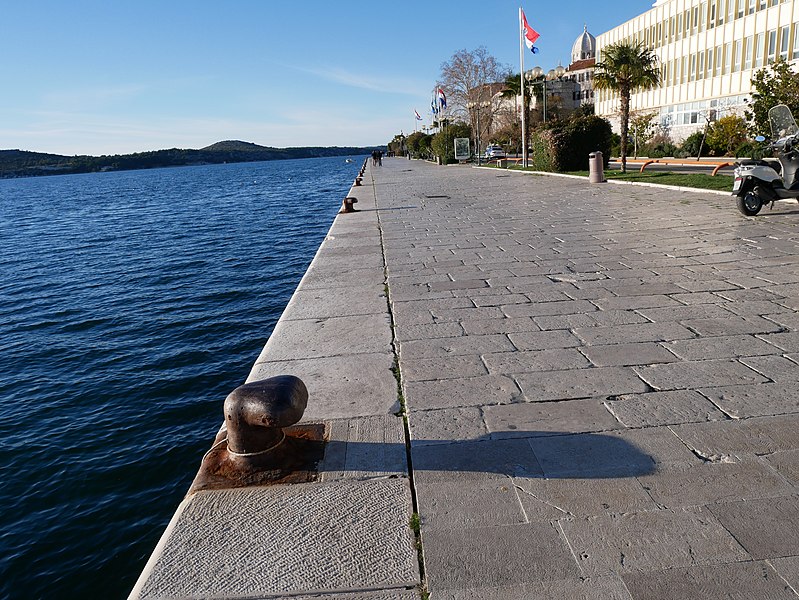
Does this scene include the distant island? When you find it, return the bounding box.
[0,140,383,178]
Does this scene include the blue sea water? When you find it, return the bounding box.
[0,156,362,599]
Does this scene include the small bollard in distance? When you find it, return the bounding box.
[223,375,308,469]
[589,151,605,183]
[354,176,362,186]
[340,196,358,213]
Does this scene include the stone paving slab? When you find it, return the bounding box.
[605,390,726,427]
[422,522,581,591]
[248,352,398,420]
[621,561,798,600]
[558,507,750,577]
[131,479,419,599]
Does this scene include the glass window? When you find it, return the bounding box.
[719,0,726,25]
[699,52,706,78]
[748,0,756,14]
[682,56,688,83]
[710,0,717,28]
[700,2,707,31]
[727,0,735,22]
[715,44,722,76]
[689,54,697,81]
[768,30,777,64]
[758,0,767,8]
[738,0,745,18]
[733,39,742,71]
[794,24,799,60]
[677,13,683,40]
[692,7,699,34]
[724,42,732,74]
[754,32,764,67]
[744,35,753,70]
[780,25,790,60]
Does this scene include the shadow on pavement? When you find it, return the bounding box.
[321,431,656,480]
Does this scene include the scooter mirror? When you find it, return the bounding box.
[755,135,767,142]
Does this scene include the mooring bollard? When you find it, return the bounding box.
[354,177,362,186]
[340,196,358,213]
[223,376,308,468]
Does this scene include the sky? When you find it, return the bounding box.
[1,0,655,156]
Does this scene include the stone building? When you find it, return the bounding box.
[565,25,597,108]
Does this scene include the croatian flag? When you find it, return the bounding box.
[414,109,422,120]
[521,9,540,54]
[437,88,447,109]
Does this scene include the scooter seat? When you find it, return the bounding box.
[737,159,773,167]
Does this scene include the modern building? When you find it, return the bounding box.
[595,0,799,141]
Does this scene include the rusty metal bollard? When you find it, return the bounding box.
[354,176,362,186]
[223,376,308,468]
[340,197,358,213]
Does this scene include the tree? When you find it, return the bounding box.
[405,132,433,159]
[593,41,661,172]
[500,73,530,156]
[629,111,658,158]
[439,47,510,153]
[706,115,749,156]
[745,59,799,136]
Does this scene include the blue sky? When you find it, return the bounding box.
[1,1,654,156]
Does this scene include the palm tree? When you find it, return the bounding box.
[500,73,540,162]
[593,41,661,173]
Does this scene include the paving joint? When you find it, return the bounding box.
[372,162,429,600]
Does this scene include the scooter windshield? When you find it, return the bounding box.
[769,104,798,140]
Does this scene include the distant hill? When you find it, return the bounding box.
[0,141,382,178]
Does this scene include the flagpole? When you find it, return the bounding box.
[520,7,527,168]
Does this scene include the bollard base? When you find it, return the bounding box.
[188,423,327,494]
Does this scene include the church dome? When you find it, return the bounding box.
[571,25,596,63]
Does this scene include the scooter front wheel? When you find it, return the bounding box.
[737,191,763,216]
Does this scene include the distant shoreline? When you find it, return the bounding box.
[0,140,382,179]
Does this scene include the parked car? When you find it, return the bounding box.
[484,145,506,159]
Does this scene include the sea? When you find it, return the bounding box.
[0,156,364,599]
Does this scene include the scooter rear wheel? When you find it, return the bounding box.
[737,191,763,216]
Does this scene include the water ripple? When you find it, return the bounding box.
[0,156,362,599]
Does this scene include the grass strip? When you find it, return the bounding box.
[483,163,734,192]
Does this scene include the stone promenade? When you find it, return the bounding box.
[378,160,799,598]
[131,158,799,600]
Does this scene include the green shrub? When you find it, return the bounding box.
[529,115,613,171]
[680,131,709,157]
[735,142,766,160]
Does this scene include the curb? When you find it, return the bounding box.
[474,165,731,196]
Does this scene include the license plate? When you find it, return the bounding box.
[733,178,742,191]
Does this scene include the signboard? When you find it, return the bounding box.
[454,138,470,161]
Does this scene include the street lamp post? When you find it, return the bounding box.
[467,100,491,165]
[525,65,566,124]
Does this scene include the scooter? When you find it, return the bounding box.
[733,104,799,216]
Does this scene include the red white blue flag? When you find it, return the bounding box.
[437,88,447,109]
[414,109,422,120]
[520,9,540,53]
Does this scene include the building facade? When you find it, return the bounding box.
[595,0,799,141]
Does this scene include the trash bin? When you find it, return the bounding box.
[589,151,605,183]
[497,159,508,168]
